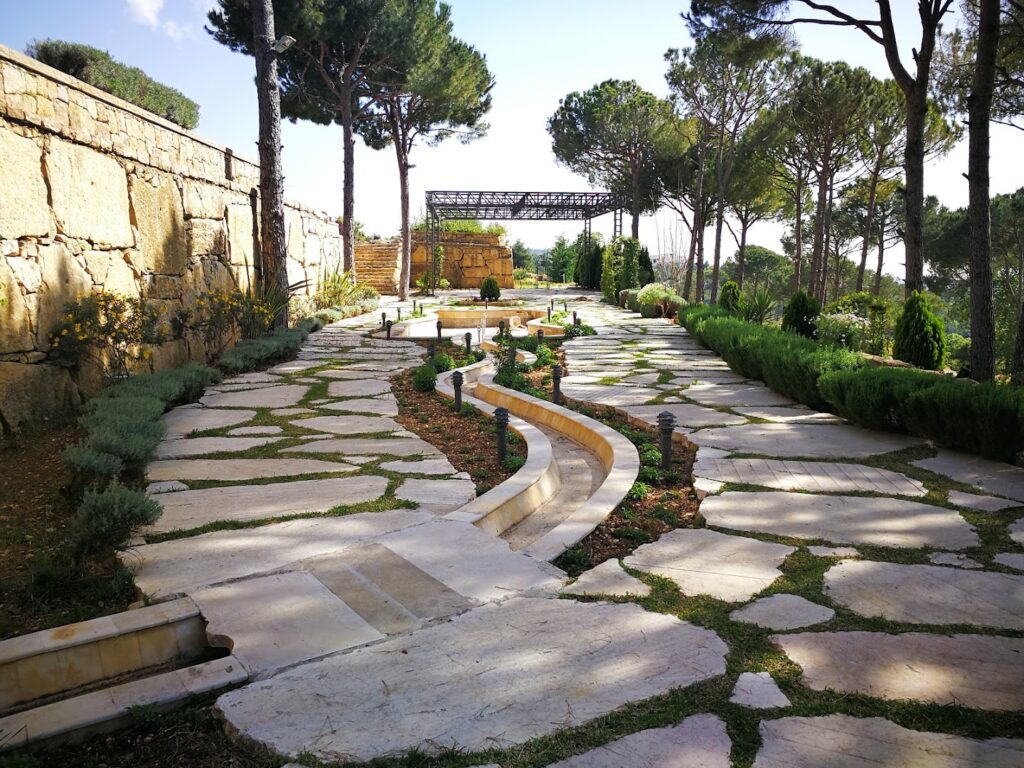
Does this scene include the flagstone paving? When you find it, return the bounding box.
[700,491,979,549]
[63,298,1021,764]
[754,715,1024,768]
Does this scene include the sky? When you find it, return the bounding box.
[3,0,1022,278]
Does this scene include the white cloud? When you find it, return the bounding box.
[126,0,165,27]
[162,20,193,40]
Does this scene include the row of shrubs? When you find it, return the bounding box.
[60,317,326,572]
[619,283,686,319]
[678,305,1023,462]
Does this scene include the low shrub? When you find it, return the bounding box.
[432,353,454,372]
[718,281,743,314]
[68,483,162,565]
[819,366,948,433]
[782,290,820,338]
[637,283,685,318]
[893,292,946,370]
[816,312,869,351]
[562,322,596,338]
[63,444,124,498]
[480,276,501,301]
[412,364,438,392]
[96,363,221,406]
[742,285,776,324]
[946,333,971,370]
[625,290,641,313]
[216,318,321,374]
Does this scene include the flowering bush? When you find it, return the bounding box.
[815,312,869,351]
[179,289,274,361]
[49,292,170,378]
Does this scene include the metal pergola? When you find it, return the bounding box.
[424,190,627,291]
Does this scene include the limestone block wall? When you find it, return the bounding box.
[353,240,401,295]
[411,231,513,289]
[0,43,344,432]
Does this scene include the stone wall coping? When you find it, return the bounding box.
[471,373,640,562]
[439,361,560,535]
[0,654,246,750]
[0,43,256,170]
[0,597,199,667]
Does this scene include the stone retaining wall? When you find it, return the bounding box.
[0,43,344,431]
[411,231,513,289]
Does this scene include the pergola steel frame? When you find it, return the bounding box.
[424,190,626,293]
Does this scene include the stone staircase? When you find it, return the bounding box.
[354,241,400,295]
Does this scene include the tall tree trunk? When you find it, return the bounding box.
[391,113,411,301]
[902,89,928,295]
[683,211,698,301]
[251,0,288,327]
[810,163,829,300]
[341,96,357,276]
[820,175,836,304]
[737,218,749,290]
[696,217,706,304]
[857,164,881,292]
[873,223,886,296]
[968,0,1000,382]
[711,198,725,304]
[792,176,804,293]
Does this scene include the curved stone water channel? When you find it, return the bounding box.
[5,292,1024,767]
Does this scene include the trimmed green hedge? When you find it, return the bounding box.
[680,304,1024,462]
[216,317,323,375]
[27,39,199,128]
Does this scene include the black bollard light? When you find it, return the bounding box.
[464,331,472,355]
[452,370,464,412]
[381,311,387,327]
[397,307,402,321]
[574,316,581,328]
[413,300,417,315]
[385,319,393,340]
[494,407,509,462]
[657,411,677,472]
[537,329,544,342]
[552,364,563,405]
[572,310,578,325]
[436,319,443,341]
[485,298,489,310]
[550,299,555,311]
[563,301,568,313]
[547,306,552,321]
[498,319,506,338]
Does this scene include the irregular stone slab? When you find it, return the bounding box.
[1013,519,1024,546]
[562,384,662,406]
[624,528,794,602]
[754,715,1024,768]
[929,552,982,569]
[379,458,457,475]
[562,560,651,598]
[146,480,188,495]
[147,476,388,534]
[693,423,923,459]
[318,369,384,380]
[395,479,476,514]
[624,403,747,429]
[995,553,1024,571]
[808,546,859,558]
[147,458,355,482]
[914,450,1024,503]
[154,436,284,459]
[730,594,834,630]
[271,407,314,417]
[320,396,399,416]
[730,406,843,424]
[216,599,728,762]
[162,407,256,437]
[701,492,978,550]
[776,631,1024,711]
[193,572,383,678]
[547,714,730,767]
[200,384,308,409]
[948,490,1020,513]
[376,520,559,602]
[227,426,283,438]
[730,672,791,709]
[283,437,441,457]
[694,458,926,496]
[129,510,433,598]
[269,360,322,374]
[295,415,403,435]
[327,379,392,398]
[683,383,796,407]
[221,372,281,385]
[824,560,1024,629]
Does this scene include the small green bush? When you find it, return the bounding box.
[216,319,320,374]
[816,312,869,351]
[718,281,743,314]
[28,39,199,128]
[503,456,527,472]
[893,291,946,370]
[742,285,777,324]
[637,283,685,318]
[562,322,596,338]
[480,276,501,301]
[819,366,947,432]
[412,364,438,392]
[63,444,124,497]
[69,483,162,565]
[782,290,820,338]
[640,445,662,467]
[627,481,652,500]
[432,353,454,372]
[638,466,660,484]
[946,333,971,370]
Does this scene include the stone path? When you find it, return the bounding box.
[557,299,1024,766]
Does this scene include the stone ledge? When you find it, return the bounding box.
[438,361,560,536]
[472,372,640,562]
